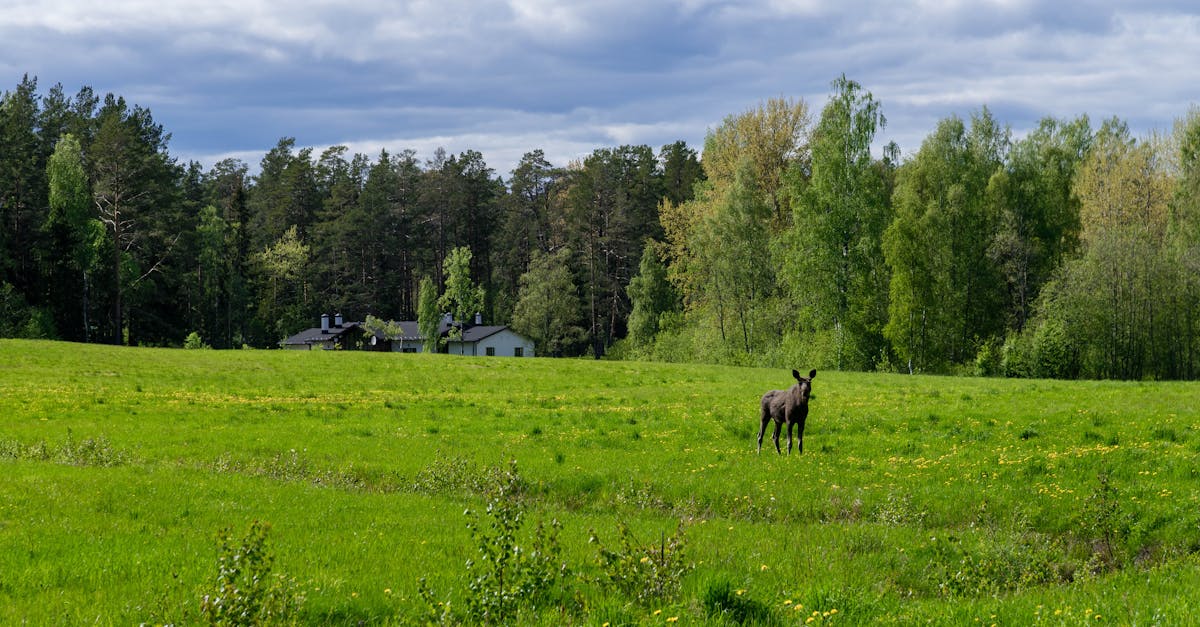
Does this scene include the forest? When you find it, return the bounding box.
[2,74,1199,379]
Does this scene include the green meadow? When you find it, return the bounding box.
[1,339,1199,625]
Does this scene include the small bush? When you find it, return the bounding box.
[1031,318,1078,379]
[199,520,302,626]
[974,338,1003,377]
[1080,472,1133,573]
[1000,332,1034,378]
[589,520,693,604]
[185,331,212,350]
[420,460,570,625]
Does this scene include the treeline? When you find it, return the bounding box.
[0,75,702,356]
[628,77,1200,380]
[3,74,1199,379]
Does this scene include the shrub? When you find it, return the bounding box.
[463,460,569,623]
[974,338,1003,377]
[1031,318,1078,379]
[199,520,302,626]
[589,520,693,604]
[418,460,570,625]
[1001,331,1034,378]
[185,331,212,350]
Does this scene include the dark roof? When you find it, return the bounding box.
[281,321,369,345]
[459,325,509,342]
[391,321,511,343]
[283,317,523,346]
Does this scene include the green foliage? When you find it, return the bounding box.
[1080,472,1134,573]
[199,520,302,626]
[884,109,1008,373]
[589,520,693,604]
[417,276,442,353]
[626,240,678,351]
[701,578,774,624]
[255,225,310,343]
[361,314,402,342]
[511,247,583,357]
[786,76,892,371]
[185,331,212,350]
[438,246,484,334]
[421,460,570,624]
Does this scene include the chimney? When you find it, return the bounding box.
[334,313,343,327]
[320,313,330,333]
[474,312,482,325]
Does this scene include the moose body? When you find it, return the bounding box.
[758,369,816,454]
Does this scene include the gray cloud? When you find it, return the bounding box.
[3,0,1197,176]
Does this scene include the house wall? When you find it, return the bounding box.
[391,339,424,353]
[449,329,535,357]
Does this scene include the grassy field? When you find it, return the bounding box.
[1,339,1198,625]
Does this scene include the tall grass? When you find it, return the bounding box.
[1,339,1198,624]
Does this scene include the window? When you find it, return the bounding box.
[486,347,495,356]
[514,347,524,357]
[401,347,417,353]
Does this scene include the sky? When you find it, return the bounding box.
[3,0,1199,178]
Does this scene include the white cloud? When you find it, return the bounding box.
[3,0,1198,176]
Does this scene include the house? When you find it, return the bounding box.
[390,313,535,357]
[281,313,382,350]
[282,312,535,357]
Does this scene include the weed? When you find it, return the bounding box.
[1080,472,1133,573]
[589,520,693,604]
[1151,427,1179,442]
[410,455,502,497]
[874,493,927,527]
[419,460,570,625]
[701,578,774,624]
[0,432,130,467]
[199,520,302,626]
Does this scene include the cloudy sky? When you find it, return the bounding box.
[3,0,1198,177]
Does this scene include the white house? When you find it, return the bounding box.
[282,313,535,357]
[389,313,535,357]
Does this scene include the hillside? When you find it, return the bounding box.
[1,340,1198,624]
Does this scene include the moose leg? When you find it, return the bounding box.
[772,421,782,454]
[786,422,795,454]
[796,416,807,454]
[757,413,770,454]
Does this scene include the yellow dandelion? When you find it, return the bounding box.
[830,609,838,615]
[351,592,359,598]
[667,617,679,623]
[784,599,792,605]
[1095,616,1102,621]
[760,564,769,571]
[640,556,651,563]
[735,589,745,596]
[653,609,662,616]
[383,588,392,595]
[806,618,814,624]
[795,604,804,611]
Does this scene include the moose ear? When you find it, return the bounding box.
[809,369,817,379]
[792,369,801,381]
